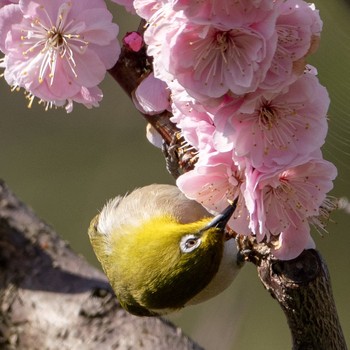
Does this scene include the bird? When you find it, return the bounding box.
[88,184,242,316]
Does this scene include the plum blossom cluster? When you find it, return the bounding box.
[128,0,337,259]
[0,0,120,112]
[0,0,337,259]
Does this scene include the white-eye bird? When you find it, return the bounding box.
[88,184,242,316]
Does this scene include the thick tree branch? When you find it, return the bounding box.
[0,180,202,350]
[238,236,347,350]
[261,251,346,350]
[108,29,348,349]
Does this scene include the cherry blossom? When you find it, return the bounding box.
[163,0,337,259]
[143,4,183,84]
[173,25,276,98]
[123,32,143,52]
[171,104,216,153]
[245,155,337,259]
[260,0,323,91]
[132,72,170,115]
[134,0,168,20]
[0,0,337,260]
[170,81,243,152]
[0,0,120,111]
[177,150,252,236]
[213,72,329,170]
[0,0,18,7]
[145,3,279,101]
[170,81,216,152]
[173,0,278,27]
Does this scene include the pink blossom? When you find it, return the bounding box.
[0,0,120,112]
[144,0,337,261]
[260,0,323,91]
[144,4,183,84]
[177,149,337,260]
[172,25,276,98]
[171,23,277,99]
[213,73,329,170]
[270,216,315,260]
[134,0,168,20]
[123,32,143,52]
[245,156,337,259]
[132,72,170,115]
[170,80,216,151]
[177,151,252,236]
[170,82,243,152]
[144,2,278,102]
[173,0,277,27]
[0,0,18,8]
[171,102,216,153]
[64,86,103,113]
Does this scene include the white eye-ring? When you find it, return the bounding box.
[180,234,202,253]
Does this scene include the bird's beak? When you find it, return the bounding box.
[204,197,238,231]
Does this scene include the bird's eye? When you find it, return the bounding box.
[180,234,201,253]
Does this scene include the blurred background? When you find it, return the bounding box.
[0,0,349,349]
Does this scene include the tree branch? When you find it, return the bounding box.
[0,180,202,350]
[261,251,346,349]
[237,236,347,349]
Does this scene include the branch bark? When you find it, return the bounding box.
[237,236,347,350]
[108,28,348,350]
[0,180,202,350]
[260,251,346,349]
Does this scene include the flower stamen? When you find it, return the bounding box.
[19,4,89,85]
